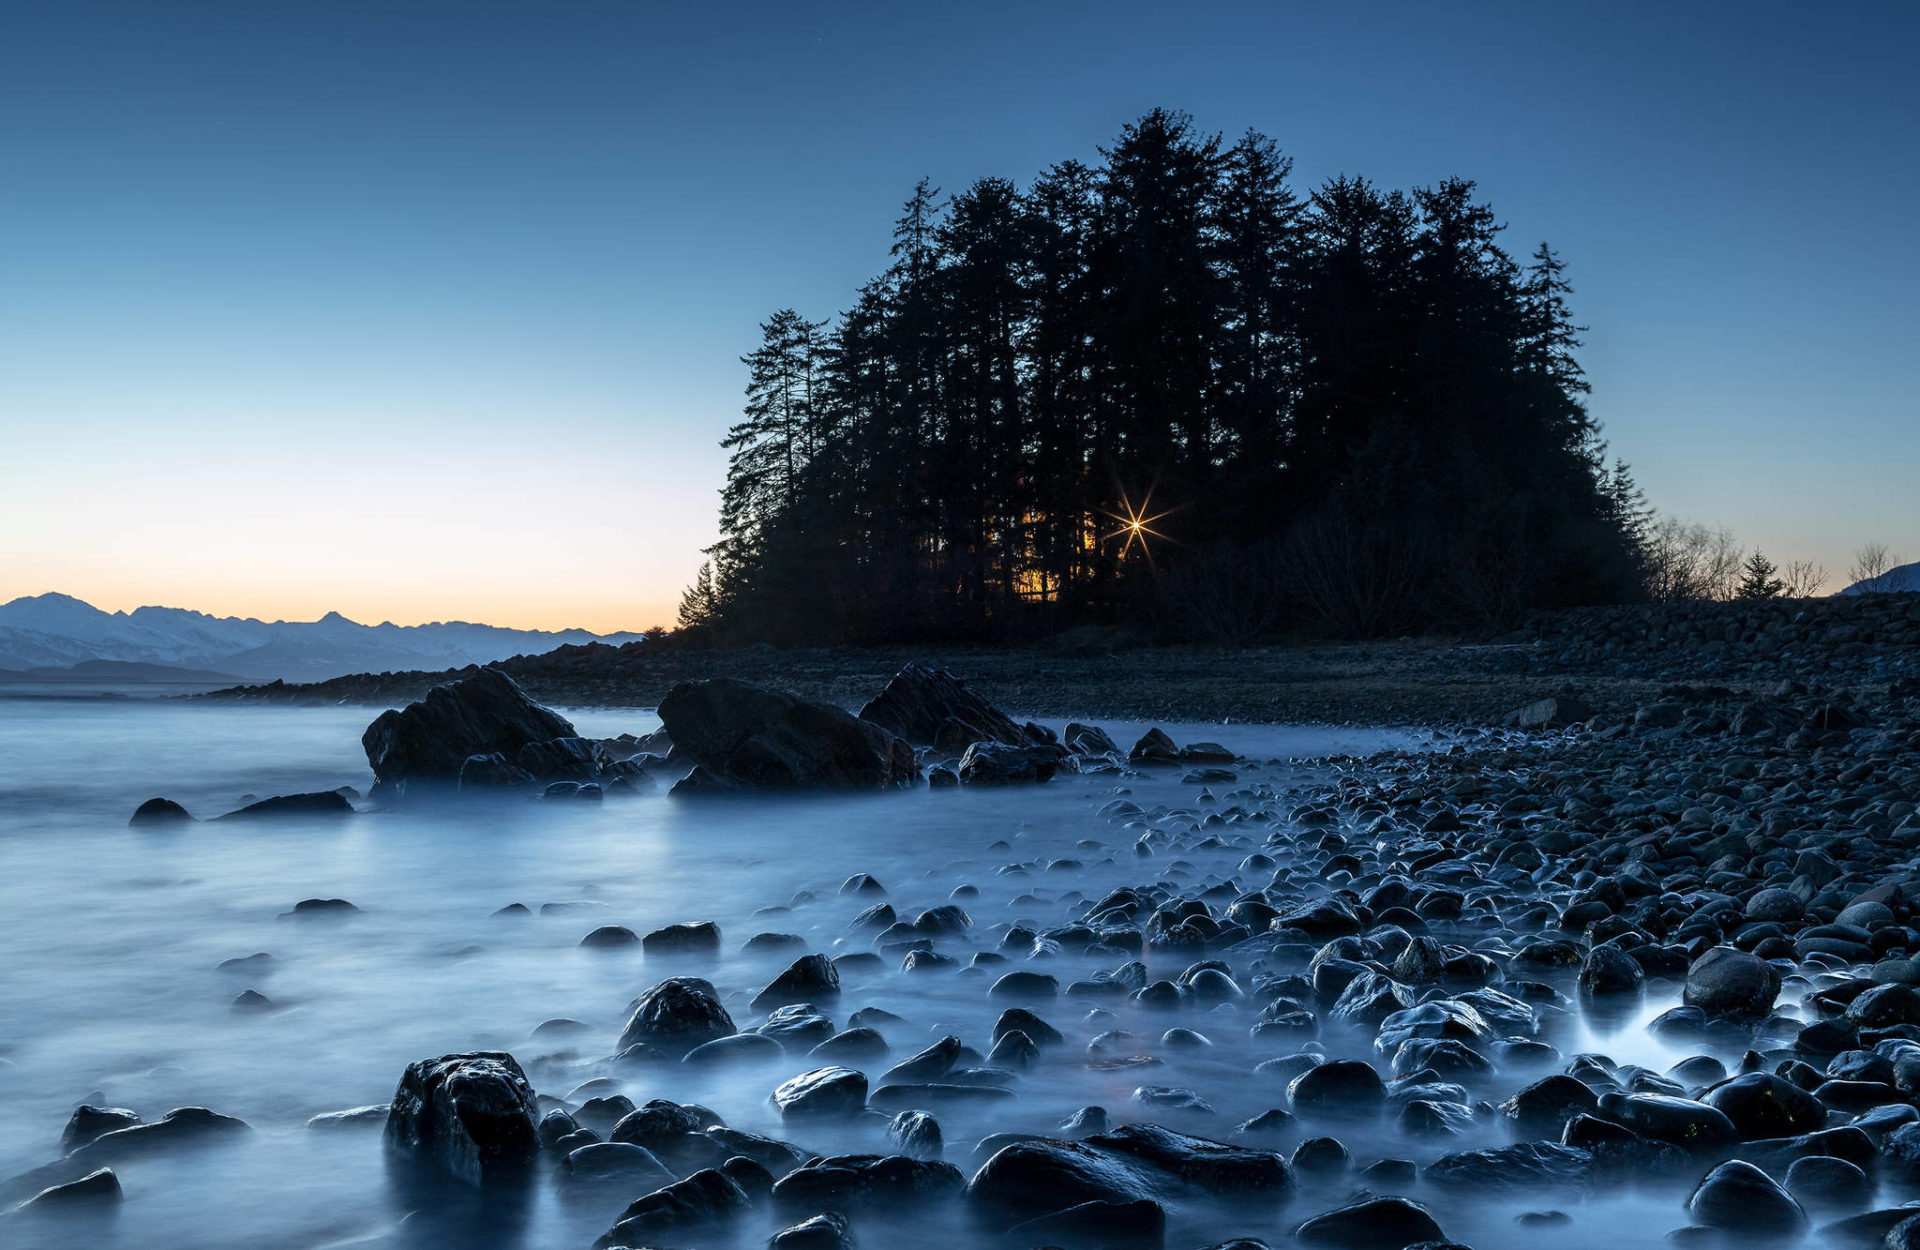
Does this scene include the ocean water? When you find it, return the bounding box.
[0,693,1839,1249]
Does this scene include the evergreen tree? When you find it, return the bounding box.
[1735,551,1785,599]
[687,110,1649,643]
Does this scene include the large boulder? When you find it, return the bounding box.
[618,977,737,1057]
[858,663,1030,750]
[1683,946,1781,1020]
[596,1167,751,1246]
[1295,1195,1447,1249]
[957,742,1062,786]
[384,1051,539,1185]
[363,669,577,791]
[660,678,918,793]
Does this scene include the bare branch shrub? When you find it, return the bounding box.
[1642,517,1743,601]
[1781,560,1827,598]
[1167,539,1291,646]
[1281,511,1428,638]
[1849,541,1904,588]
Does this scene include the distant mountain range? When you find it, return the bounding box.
[1840,561,1920,596]
[0,593,645,682]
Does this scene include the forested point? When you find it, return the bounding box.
[681,108,1654,646]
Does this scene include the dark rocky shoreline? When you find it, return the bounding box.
[14,596,1920,1248]
[196,596,1920,728]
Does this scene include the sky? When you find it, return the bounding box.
[1,1,1914,632]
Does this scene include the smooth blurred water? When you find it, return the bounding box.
[0,695,1835,1249]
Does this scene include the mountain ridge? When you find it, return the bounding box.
[0,592,646,681]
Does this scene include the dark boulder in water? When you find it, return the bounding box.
[966,1137,1163,1223]
[1686,1159,1808,1233]
[561,1141,675,1188]
[858,662,1033,750]
[1086,1123,1291,1194]
[595,1167,750,1246]
[580,925,639,948]
[457,752,534,789]
[129,797,193,826]
[1288,1059,1387,1117]
[61,1104,140,1151]
[1128,728,1181,765]
[68,1106,250,1163]
[643,920,722,955]
[752,953,841,1010]
[1595,1092,1738,1152]
[1683,946,1781,1020]
[770,1210,854,1250]
[772,1067,869,1119]
[217,791,354,820]
[1424,1141,1593,1191]
[770,1153,964,1210]
[21,1167,122,1208]
[1702,1072,1827,1140]
[618,977,736,1056]
[384,1051,539,1185]
[1294,1195,1447,1249]
[958,741,1063,786]
[659,677,919,792]
[363,668,577,790]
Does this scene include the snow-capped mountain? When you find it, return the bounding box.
[0,593,645,681]
[1839,562,1920,596]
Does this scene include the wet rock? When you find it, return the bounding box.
[1684,947,1781,1020]
[889,1109,943,1159]
[1129,728,1181,764]
[69,1106,250,1162]
[306,1104,388,1130]
[595,1167,750,1246]
[1596,1092,1738,1152]
[810,1027,890,1064]
[642,921,722,955]
[1578,946,1645,997]
[384,1051,539,1185]
[364,668,577,790]
[857,663,1030,749]
[219,791,355,820]
[959,741,1062,786]
[1425,1142,1593,1191]
[965,1137,1162,1222]
[1087,1124,1290,1194]
[580,924,639,948]
[1784,1154,1872,1209]
[660,677,919,792]
[61,1104,140,1151]
[1501,1076,1599,1137]
[753,955,841,1010]
[770,1210,854,1250]
[618,976,737,1056]
[1686,1159,1808,1233]
[1288,1059,1387,1117]
[773,1067,869,1119]
[683,1033,785,1066]
[990,970,1060,1000]
[1702,1072,1827,1140]
[883,1036,961,1084]
[129,797,193,826]
[771,1153,965,1210]
[1295,1195,1447,1249]
[562,1141,675,1188]
[21,1167,121,1208]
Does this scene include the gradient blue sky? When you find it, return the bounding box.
[2,1,1914,631]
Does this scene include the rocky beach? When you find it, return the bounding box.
[4,596,1920,1249]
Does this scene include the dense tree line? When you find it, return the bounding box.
[682,109,1649,644]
